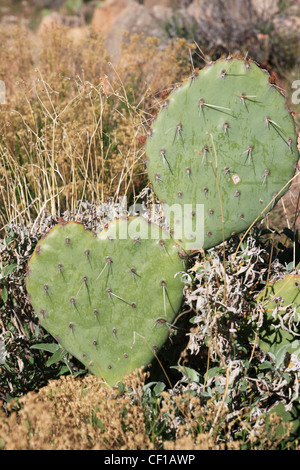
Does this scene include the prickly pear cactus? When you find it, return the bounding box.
[254,275,300,359]
[26,217,185,386]
[145,58,299,250]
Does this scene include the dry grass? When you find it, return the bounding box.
[0,25,193,232]
[0,370,155,450]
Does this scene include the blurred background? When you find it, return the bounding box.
[0,0,300,228]
[0,0,299,69]
[0,0,299,229]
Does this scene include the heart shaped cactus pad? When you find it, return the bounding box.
[26,217,185,385]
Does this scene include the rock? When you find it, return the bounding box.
[185,0,286,62]
[272,9,300,67]
[251,0,279,20]
[92,0,167,59]
[187,0,255,44]
[87,0,300,67]
[152,5,173,22]
[64,15,83,28]
[66,26,89,44]
[144,0,185,8]
[0,15,18,24]
[91,0,133,36]
[37,12,64,33]
[37,12,82,35]
[151,4,198,41]
[273,13,300,38]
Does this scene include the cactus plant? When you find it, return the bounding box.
[25,217,185,386]
[254,275,300,359]
[145,58,299,250]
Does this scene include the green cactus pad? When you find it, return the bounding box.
[255,275,300,358]
[26,218,185,386]
[145,58,299,250]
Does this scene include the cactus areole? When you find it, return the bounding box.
[145,58,299,251]
[26,218,185,385]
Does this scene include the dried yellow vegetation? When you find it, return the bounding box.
[0,25,193,230]
[0,371,153,450]
[0,370,225,450]
[0,369,294,451]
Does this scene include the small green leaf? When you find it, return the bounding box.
[153,382,166,396]
[206,366,225,379]
[1,287,8,304]
[258,361,273,370]
[171,365,200,382]
[31,343,61,354]
[238,380,249,392]
[3,263,17,277]
[46,348,66,366]
[34,325,40,339]
[57,365,70,376]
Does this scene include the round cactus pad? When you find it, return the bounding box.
[255,275,300,358]
[146,58,299,250]
[26,218,185,385]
